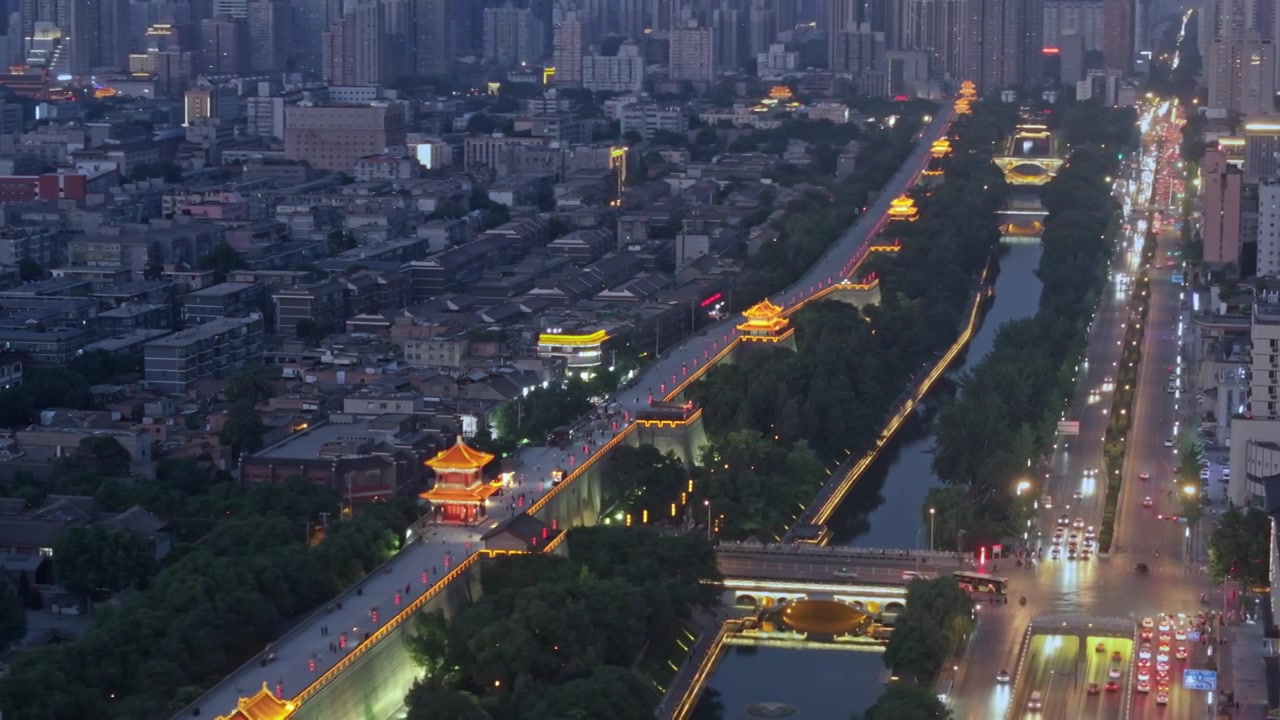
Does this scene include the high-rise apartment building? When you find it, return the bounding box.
[1257,179,1280,276]
[66,0,99,74]
[1203,0,1278,112]
[67,0,127,73]
[322,1,388,87]
[1246,121,1280,182]
[670,20,715,83]
[961,0,1041,93]
[551,10,584,85]
[748,0,779,56]
[826,0,856,68]
[1209,30,1276,113]
[289,0,342,73]
[1042,0,1105,52]
[201,14,248,74]
[415,0,455,76]
[713,7,749,70]
[582,39,645,92]
[381,0,415,75]
[832,21,885,75]
[1102,0,1133,72]
[213,0,249,18]
[899,0,968,80]
[483,6,542,67]
[1202,146,1244,266]
[247,0,289,73]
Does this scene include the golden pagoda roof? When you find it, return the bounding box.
[420,484,499,504]
[887,195,919,220]
[741,298,784,320]
[425,437,495,471]
[216,684,294,720]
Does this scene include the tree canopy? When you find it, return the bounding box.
[1207,507,1270,587]
[881,578,973,684]
[403,527,718,720]
[0,482,421,720]
[858,681,952,720]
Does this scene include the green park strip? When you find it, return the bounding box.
[927,103,1138,551]
[397,527,722,720]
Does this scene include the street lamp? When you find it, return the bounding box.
[703,499,712,541]
[1016,480,1032,496]
[929,507,936,552]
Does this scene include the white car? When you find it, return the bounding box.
[833,567,858,578]
[1109,668,1122,680]
[1073,518,1085,529]
[1139,648,1152,660]
[1028,691,1043,711]
[996,670,1011,683]
[1165,438,1175,447]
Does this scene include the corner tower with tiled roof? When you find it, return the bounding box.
[215,683,294,720]
[736,299,792,343]
[421,436,497,524]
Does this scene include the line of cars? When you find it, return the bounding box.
[1135,614,1196,705]
[1050,513,1097,561]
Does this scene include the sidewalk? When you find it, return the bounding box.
[1216,585,1275,720]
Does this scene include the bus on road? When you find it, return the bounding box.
[953,570,1008,595]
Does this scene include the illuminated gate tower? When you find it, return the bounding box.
[737,299,795,344]
[420,436,497,524]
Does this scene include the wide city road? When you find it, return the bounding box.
[1117,104,1210,720]
[948,100,1215,720]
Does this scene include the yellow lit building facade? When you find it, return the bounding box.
[537,329,610,368]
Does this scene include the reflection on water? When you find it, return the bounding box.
[699,646,887,720]
[827,242,1045,548]
[763,600,871,636]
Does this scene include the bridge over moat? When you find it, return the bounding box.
[992,119,1065,186]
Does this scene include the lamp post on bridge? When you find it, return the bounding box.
[929,507,936,552]
[703,499,712,541]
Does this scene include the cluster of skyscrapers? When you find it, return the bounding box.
[0,0,1165,97]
